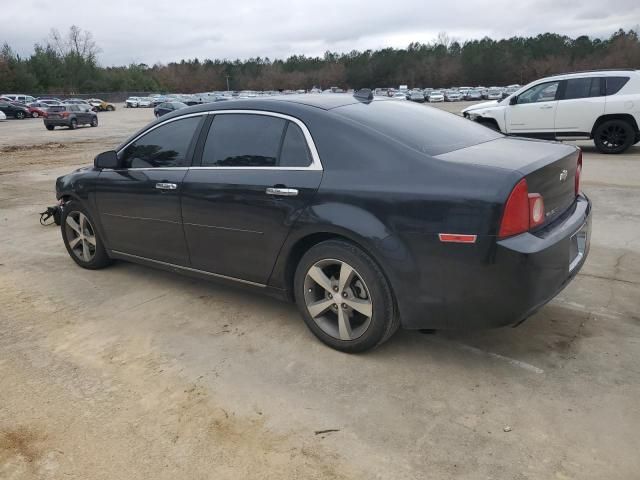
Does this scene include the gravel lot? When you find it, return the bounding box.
[1,100,639,479]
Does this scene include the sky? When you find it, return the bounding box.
[2,0,639,66]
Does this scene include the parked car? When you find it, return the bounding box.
[0,101,30,119]
[445,91,462,102]
[54,94,590,352]
[409,90,425,103]
[1,94,35,104]
[392,90,407,100]
[428,90,445,102]
[126,96,152,108]
[27,103,49,118]
[87,98,116,111]
[462,70,640,153]
[62,99,96,112]
[465,89,483,101]
[44,104,98,130]
[154,101,188,117]
[486,88,503,100]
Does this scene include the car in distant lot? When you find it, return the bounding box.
[428,90,445,102]
[1,94,36,104]
[445,90,462,102]
[27,103,48,118]
[88,98,116,111]
[486,88,503,100]
[462,70,640,154]
[62,99,96,112]
[465,89,483,100]
[55,93,590,353]
[154,101,188,117]
[0,101,30,119]
[126,97,152,108]
[44,104,98,130]
[408,90,425,102]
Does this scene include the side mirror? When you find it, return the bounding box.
[94,150,120,169]
[509,96,518,105]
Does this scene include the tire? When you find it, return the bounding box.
[593,119,635,154]
[32,111,39,118]
[106,105,115,111]
[61,201,112,270]
[90,116,98,127]
[69,118,77,130]
[294,240,399,353]
[15,111,25,119]
[46,125,54,131]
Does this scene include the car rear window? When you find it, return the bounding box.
[334,100,502,156]
[605,76,630,95]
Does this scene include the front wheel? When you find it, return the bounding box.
[90,116,98,127]
[593,120,635,154]
[15,111,25,119]
[32,111,39,118]
[61,201,112,269]
[294,240,399,353]
[106,105,115,111]
[46,125,54,131]
[69,118,77,130]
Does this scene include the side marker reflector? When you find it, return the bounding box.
[438,233,477,244]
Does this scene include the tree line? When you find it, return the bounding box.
[1,27,639,95]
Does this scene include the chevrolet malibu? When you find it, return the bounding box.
[55,92,591,352]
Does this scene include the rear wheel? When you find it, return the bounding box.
[106,105,115,111]
[61,201,112,269]
[15,111,25,119]
[69,118,77,130]
[90,116,98,127]
[594,120,635,154]
[31,111,39,118]
[294,240,399,353]
[46,125,54,131]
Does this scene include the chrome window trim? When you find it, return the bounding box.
[112,109,323,172]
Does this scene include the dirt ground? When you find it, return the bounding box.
[1,101,639,479]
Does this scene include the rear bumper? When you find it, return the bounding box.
[44,119,72,127]
[399,194,592,329]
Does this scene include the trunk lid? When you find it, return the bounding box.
[435,136,580,228]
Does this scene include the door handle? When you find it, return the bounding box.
[539,105,554,109]
[266,187,298,197]
[155,182,177,190]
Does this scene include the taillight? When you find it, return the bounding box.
[498,179,545,239]
[62,112,70,118]
[575,149,582,195]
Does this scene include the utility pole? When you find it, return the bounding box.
[225,74,231,92]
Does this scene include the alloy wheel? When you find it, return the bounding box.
[65,211,97,262]
[303,259,373,341]
[599,124,628,150]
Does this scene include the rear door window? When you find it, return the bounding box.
[562,77,602,100]
[201,114,286,167]
[279,123,312,167]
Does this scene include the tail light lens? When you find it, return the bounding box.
[62,112,70,118]
[498,179,545,239]
[575,149,582,195]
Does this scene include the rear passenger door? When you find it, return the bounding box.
[554,77,605,135]
[181,112,323,285]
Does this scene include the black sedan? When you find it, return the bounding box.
[55,92,591,352]
[0,100,30,119]
[154,101,188,117]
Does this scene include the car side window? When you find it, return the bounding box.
[70,105,80,112]
[517,81,559,104]
[605,76,630,95]
[119,116,201,169]
[202,114,286,167]
[563,77,602,100]
[279,122,312,167]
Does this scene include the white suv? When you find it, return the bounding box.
[462,70,640,154]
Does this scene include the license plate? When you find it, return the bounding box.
[569,223,588,272]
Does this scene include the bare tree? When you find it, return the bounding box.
[49,25,100,63]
